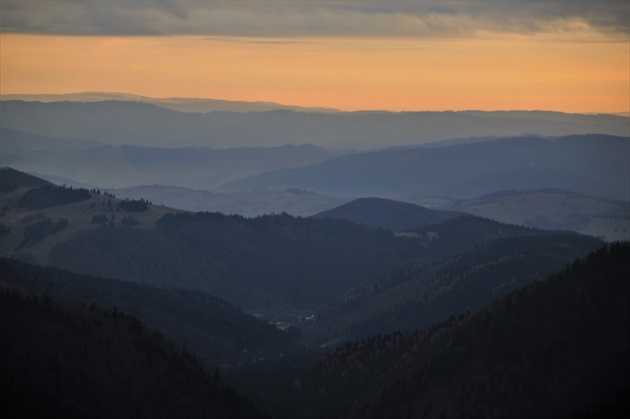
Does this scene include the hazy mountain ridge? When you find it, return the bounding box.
[0,126,107,154]
[113,185,349,217]
[438,188,630,242]
[2,100,627,149]
[1,92,340,113]
[1,127,335,189]
[222,134,630,202]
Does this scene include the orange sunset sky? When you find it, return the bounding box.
[1,1,629,113]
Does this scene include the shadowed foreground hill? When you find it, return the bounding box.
[0,258,295,366]
[292,243,630,419]
[0,287,268,419]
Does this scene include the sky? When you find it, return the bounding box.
[1,0,629,113]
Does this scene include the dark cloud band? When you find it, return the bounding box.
[1,0,628,37]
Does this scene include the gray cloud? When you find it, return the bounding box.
[1,0,628,38]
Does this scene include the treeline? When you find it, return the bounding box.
[118,198,150,212]
[0,167,51,193]
[291,243,630,419]
[16,184,91,209]
[0,286,269,419]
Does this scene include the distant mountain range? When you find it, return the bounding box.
[2,92,628,419]
[436,188,630,242]
[1,127,334,189]
[222,134,630,202]
[1,92,340,113]
[113,185,349,217]
[1,99,627,149]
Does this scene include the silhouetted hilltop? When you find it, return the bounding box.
[0,166,52,192]
[312,197,459,231]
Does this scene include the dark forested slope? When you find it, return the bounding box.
[0,286,269,419]
[0,258,296,366]
[0,166,52,192]
[48,212,421,309]
[317,233,604,339]
[293,243,630,419]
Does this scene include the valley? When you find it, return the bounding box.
[3,2,629,416]
[1,97,628,419]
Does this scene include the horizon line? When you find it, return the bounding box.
[1,91,628,117]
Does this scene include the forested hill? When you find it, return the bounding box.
[0,285,269,419]
[0,167,52,192]
[311,197,460,231]
[48,212,421,309]
[316,233,604,339]
[0,258,296,366]
[410,214,574,259]
[292,243,630,419]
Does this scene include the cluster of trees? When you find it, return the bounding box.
[0,167,51,193]
[91,214,139,227]
[120,215,140,226]
[16,185,91,209]
[90,214,109,224]
[117,198,150,212]
[17,217,68,250]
